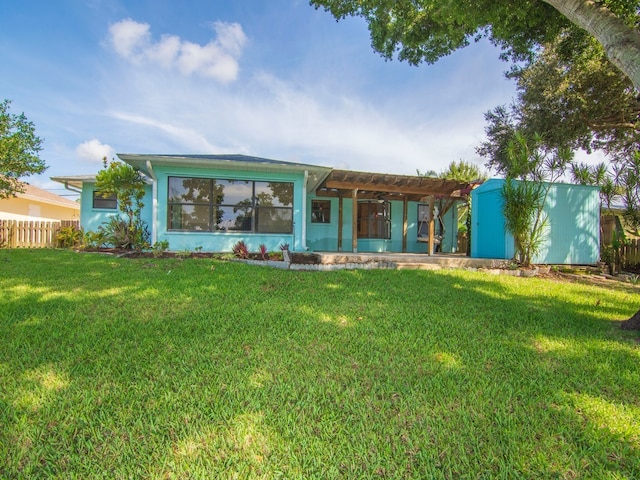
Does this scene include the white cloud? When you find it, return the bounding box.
[109,111,221,152]
[84,32,518,178]
[76,138,114,163]
[108,18,150,61]
[96,64,504,176]
[210,21,246,56]
[75,139,114,163]
[146,34,181,68]
[107,18,247,83]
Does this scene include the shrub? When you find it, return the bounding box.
[269,251,283,261]
[96,217,149,250]
[259,243,268,260]
[152,240,170,258]
[56,225,83,248]
[83,230,107,249]
[232,240,249,259]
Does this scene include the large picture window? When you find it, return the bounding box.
[357,201,390,239]
[167,177,293,233]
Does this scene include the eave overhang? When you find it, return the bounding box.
[117,154,333,192]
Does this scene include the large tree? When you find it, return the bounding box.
[0,99,46,199]
[477,33,639,170]
[439,160,487,183]
[310,0,640,89]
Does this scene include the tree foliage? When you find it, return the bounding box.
[500,133,572,266]
[438,160,487,183]
[95,158,149,250]
[570,161,621,211]
[311,0,640,88]
[619,152,640,233]
[477,33,639,170]
[437,160,487,245]
[0,99,46,199]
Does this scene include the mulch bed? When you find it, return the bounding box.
[82,248,322,264]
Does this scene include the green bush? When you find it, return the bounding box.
[56,224,83,248]
[96,217,149,250]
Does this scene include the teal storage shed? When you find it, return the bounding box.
[470,179,600,265]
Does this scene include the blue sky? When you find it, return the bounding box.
[1,0,522,198]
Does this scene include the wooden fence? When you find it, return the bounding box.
[0,220,80,248]
[601,214,640,267]
[621,239,640,267]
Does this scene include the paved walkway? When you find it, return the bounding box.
[312,252,511,270]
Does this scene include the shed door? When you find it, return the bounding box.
[475,191,508,259]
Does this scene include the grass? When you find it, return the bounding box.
[1,249,639,479]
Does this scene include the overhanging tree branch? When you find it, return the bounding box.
[543,0,640,89]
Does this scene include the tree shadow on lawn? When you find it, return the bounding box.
[1,250,639,477]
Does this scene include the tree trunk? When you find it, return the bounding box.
[620,308,640,330]
[543,0,640,90]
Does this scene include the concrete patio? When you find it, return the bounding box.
[302,252,512,271]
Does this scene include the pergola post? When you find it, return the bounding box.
[428,196,435,256]
[337,195,343,251]
[352,189,358,253]
[402,196,408,253]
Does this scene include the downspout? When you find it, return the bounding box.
[146,160,158,246]
[301,170,308,250]
[62,182,82,195]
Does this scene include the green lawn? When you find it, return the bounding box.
[1,249,639,479]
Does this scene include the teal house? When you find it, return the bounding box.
[54,155,601,264]
[470,178,600,264]
[52,154,469,254]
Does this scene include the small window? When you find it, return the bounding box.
[311,200,331,223]
[93,191,117,209]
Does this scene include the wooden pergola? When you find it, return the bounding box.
[314,169,473,255]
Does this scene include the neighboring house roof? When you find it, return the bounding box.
[17,184,80,210]
[0,183,80,221]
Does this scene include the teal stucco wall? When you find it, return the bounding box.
[305,196,460,253]
[80,183,153,234]
[150,165,305,253]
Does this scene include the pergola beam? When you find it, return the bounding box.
[319,169,470,199]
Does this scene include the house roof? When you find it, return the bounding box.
[16,184,80,210]
[51,156,472,201]
[315,169,471,201]
[117,153,333,192]
[50,174,98,191]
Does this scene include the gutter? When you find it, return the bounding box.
[302,170,308,250]
[146,160,158,245]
